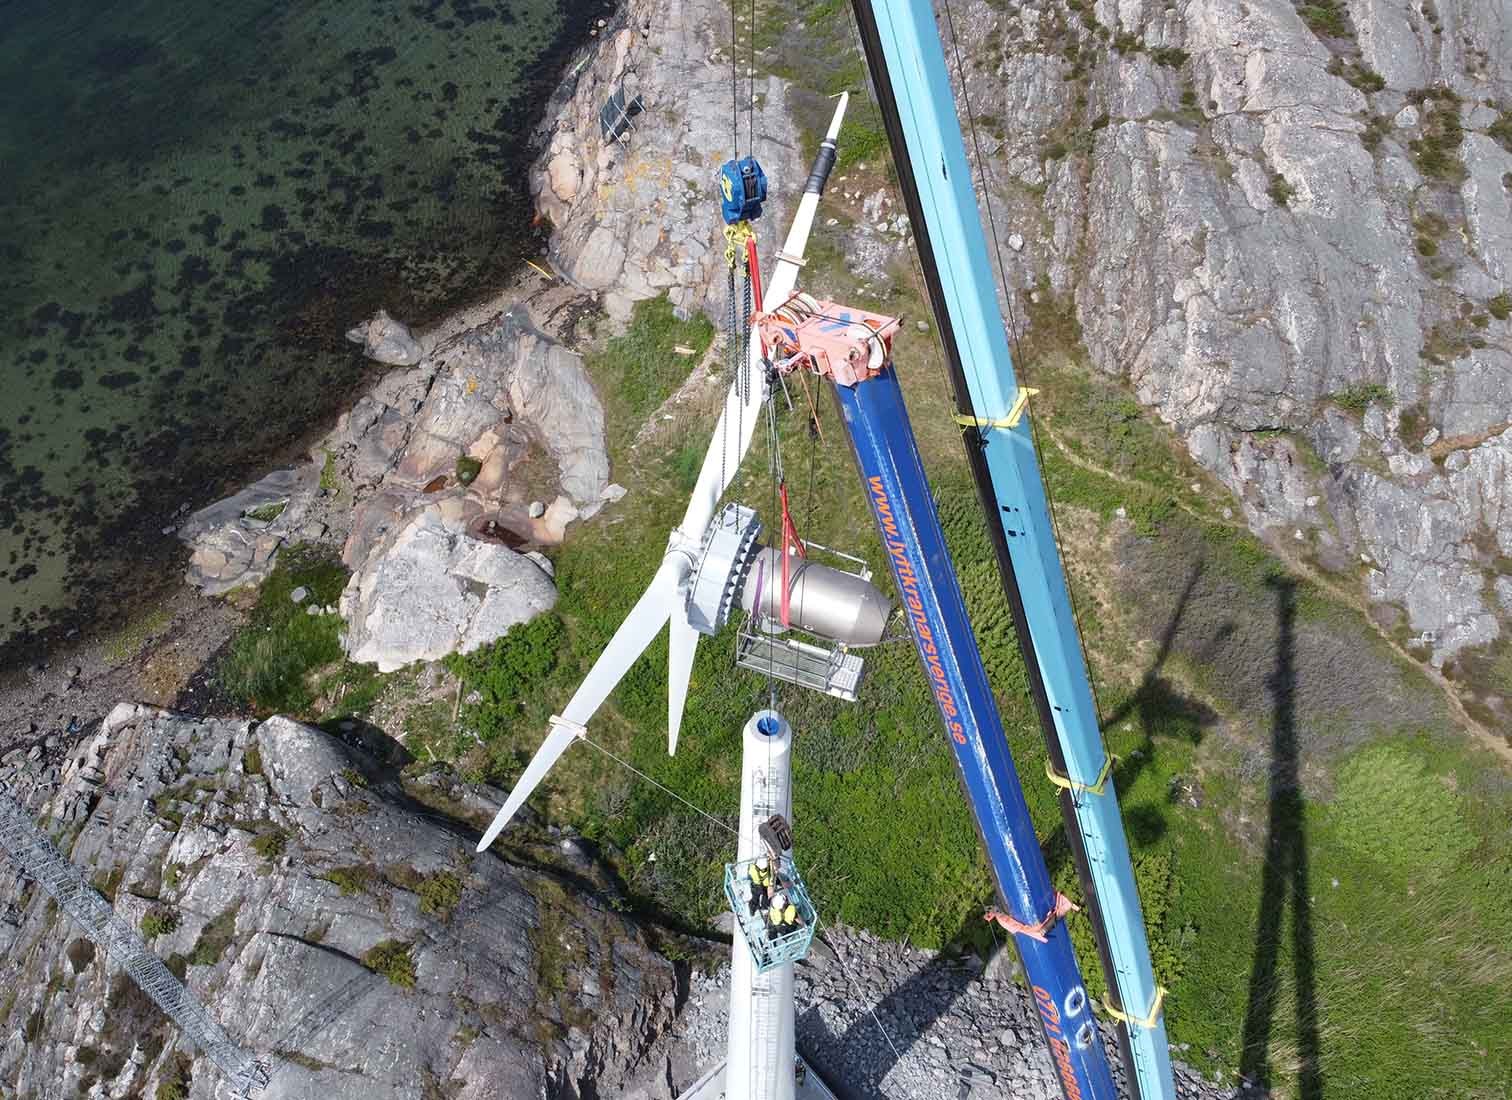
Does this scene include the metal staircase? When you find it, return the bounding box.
[0,783,269,1096]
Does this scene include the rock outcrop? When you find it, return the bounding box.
[177,466,326,596]
[346,308,424,367]
[0,705,676,1099]
[531,0,807,322]
[181,307,610,670]
[922,0,1512,696]
[340,506,558,672]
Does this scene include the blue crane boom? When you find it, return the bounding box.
[833,368,1118,1100]
[846,2,1177,1097]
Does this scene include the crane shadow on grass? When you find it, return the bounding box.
[1239,575,1322,1097]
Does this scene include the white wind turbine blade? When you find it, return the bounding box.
[667,603,698,756]
[475,559,680,851]
[661,93,851,748]
[677,92,850,542]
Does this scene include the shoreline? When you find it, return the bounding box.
[0,6,623,749]
[0,0,620,678]
[0,251,607,758]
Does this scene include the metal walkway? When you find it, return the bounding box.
[0,783,269,1096]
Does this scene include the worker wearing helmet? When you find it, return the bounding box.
[766,891,799,940]
[748,855,774,914]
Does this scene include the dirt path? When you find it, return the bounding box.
[1035,421,1512,767]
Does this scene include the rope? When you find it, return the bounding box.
[730,0,739,160]
[577,734,739,837]
[747,0,756,157]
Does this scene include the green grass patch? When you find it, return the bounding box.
[445,615,567,742]
[102,606,171,666]
[154,1053,192,1100]
[363,940,417,988]
[218,545,349,715]
[1409,92,1467,183]
[580,296,713,463]
[1329,382,1393,412]
[243,744,263,776]
[319,449,339,492]
[243,500,286,523]
[1360,113,1391,151]
[187,908,238,967]
[1328,742,1476,875]
[1297,0,1350,37]
[322,864,378,896]
[251,827,288,863]
[454,456,482,485]
[1488,292,1511,321]
[1487,110,1512,153]
[1268,173,1296,207]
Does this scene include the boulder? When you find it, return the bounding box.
[178,465,319,595]
[346,308,424,367]
[340,507,558,672]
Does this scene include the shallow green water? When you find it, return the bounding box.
[0,0,605,660]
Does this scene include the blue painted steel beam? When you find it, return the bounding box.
[850,2,1177,1097]
[835,368,1117,1100]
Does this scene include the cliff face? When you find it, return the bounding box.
[947,0,1512,690]
[531,0,806,324]
[0,706,676,1100]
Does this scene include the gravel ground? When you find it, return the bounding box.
[647,925,1248,1100]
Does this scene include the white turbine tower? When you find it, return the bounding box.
[475,94,852,853]
[726,710,797,1100]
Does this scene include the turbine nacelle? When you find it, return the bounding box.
[686,502,890,648]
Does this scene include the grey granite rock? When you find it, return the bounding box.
[346,308,424,367]
[340,506,558,672]
[530,0,804,323]
[946,0,1512,669]
[0,706,676,1100]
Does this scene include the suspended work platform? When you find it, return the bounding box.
[735,623,864,701]
[724,855,818,973]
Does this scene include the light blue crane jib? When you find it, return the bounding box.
[864,1,1176,1095]
[834,368,1117,1100]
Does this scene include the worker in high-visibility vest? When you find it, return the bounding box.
[766,891,799,940]
[748,855,774,914]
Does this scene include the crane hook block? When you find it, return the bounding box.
[719,156,768,224]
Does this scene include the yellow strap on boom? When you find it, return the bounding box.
[1104,986,1167,1030]
[953,386,1040,431]
[1044,753,1116,797]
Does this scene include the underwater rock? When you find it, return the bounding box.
[346,308,424,367]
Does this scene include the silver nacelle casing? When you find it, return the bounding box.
[685,503,891,646]
[739,547,890,647]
